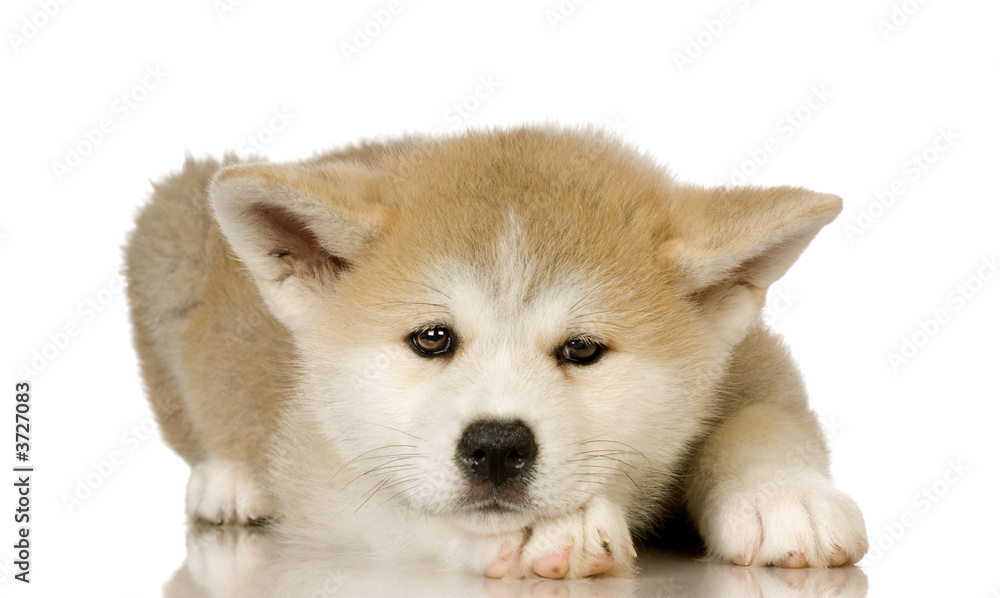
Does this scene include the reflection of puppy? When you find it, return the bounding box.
[126,127,867,579]
[166,527,867,598]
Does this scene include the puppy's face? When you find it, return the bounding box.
[298,215,712,534]
[211,128,841,532]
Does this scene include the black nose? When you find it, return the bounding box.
[456,420,537,487]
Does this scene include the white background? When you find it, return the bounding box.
[2,0,998,596]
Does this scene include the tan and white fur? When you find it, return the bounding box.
[125,126,867,579]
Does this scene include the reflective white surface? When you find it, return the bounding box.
[162,525,868,598]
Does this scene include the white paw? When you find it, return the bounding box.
[186,459,269,524]
[700,474,868,568]
[483,496,636,579]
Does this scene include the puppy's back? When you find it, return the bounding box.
[124,156,293,468]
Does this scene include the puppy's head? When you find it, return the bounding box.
[211,127,840,533]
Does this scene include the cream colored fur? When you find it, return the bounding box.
[125,126,866,579]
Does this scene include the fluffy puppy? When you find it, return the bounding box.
[125,126,867,579]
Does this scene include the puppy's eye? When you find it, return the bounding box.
[558,338,604,365]
[410,327,453,357]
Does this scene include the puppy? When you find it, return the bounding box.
[125,126,867,579]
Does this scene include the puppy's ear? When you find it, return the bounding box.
[211,161,386,330]
[658,186,841,342]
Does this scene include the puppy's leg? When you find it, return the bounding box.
[186,458,270,524]
[686,327,867,568]
[126,157,285,526]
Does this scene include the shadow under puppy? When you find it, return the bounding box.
[125,126,867,579]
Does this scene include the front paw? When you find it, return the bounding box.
[483,496,636,579]
[186,458,270,524]
[699,474,867,568]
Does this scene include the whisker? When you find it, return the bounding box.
[571,463,642,493]
[570,456,638,469]
[361,422,426,441]
[619,469,641,492]
[572,449,643,459]
[350,453,426,462]
[374,480,422,511]
[352,476,392,514]
[344,458,418,488]
[376,475,421,492]
[568,434,607,446]
[329,444,418,480]
[570,439,652,463]
[357,463,419,477]
[576,464,624,473]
